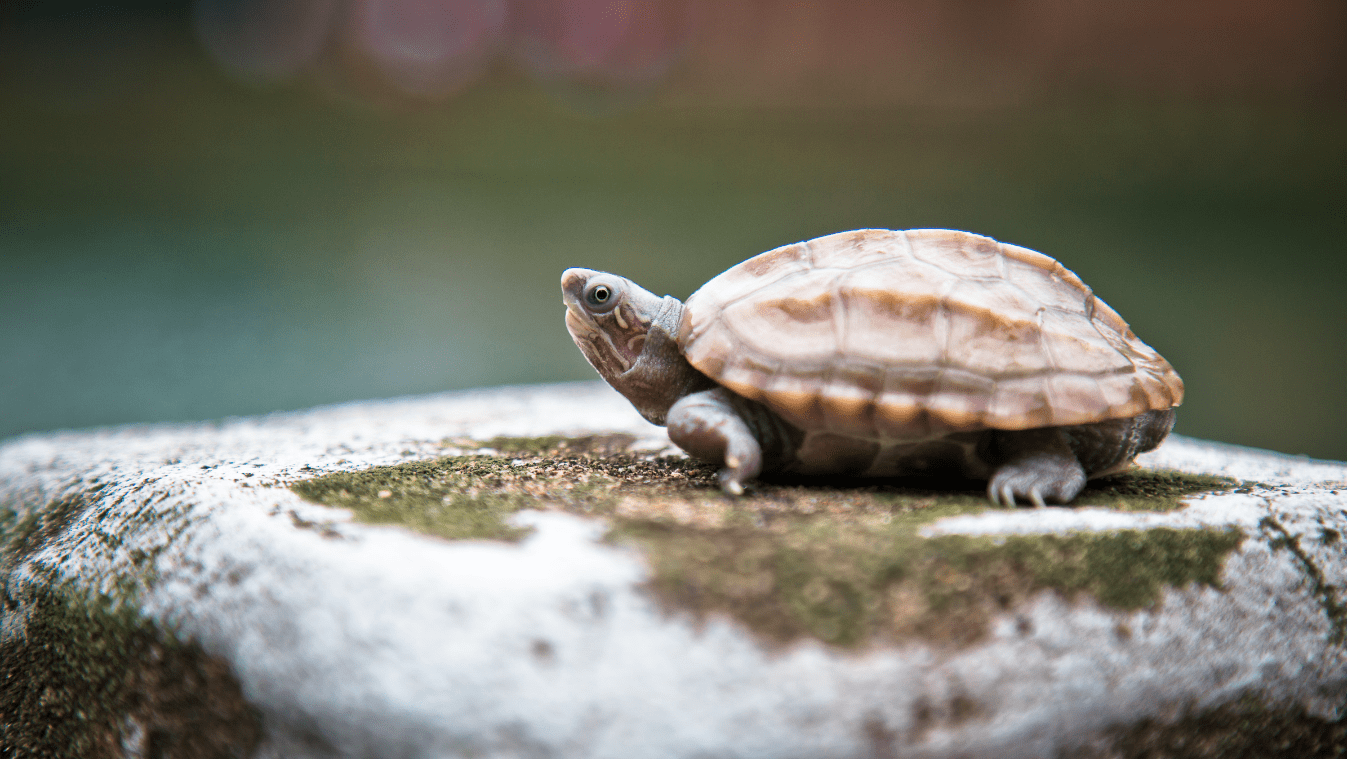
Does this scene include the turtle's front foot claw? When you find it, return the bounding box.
[718,470,746,496]
[717,450,760,496]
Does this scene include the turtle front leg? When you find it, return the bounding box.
[667,388,793,495]
[984,428,1086,508]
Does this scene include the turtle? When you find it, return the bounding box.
[560,229,1182,506]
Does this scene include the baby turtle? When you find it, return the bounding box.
[561,229,1182,506]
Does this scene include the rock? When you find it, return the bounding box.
[1,381,1344,758]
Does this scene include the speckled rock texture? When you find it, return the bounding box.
[1,381,1345,758]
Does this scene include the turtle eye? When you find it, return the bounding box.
[585,283,616,310]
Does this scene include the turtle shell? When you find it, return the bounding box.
[677,229,1183,440]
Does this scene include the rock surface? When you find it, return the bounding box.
[1,381,1345,758]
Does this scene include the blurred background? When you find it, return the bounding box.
[1,0,1344,459]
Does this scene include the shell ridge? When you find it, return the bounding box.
[940,297,1042,335]
[898,229,916,262]
[927,257,964,430]
[959,360,1138,381]
[1034,303,1058,378]
[1084,305,1145,383]
[722,346,777,403]
[718,313,767,374]
[1110,330,1144,379]
[926,364,949,429]
[933,271,962,376]
[820,361,839,433]
[829,268,848,362]
[801,236,817,268]
[711,267,810,312]
[815,352,1148,383]
[841,257,908,277]
[878,363,931,438]
[764,356,785,391]
[1049,304,1146,389]
[1143,363,1176,404]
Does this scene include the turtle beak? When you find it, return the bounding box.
[561,268,598,335]
[561,268,597,307]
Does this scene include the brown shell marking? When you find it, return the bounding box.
[678,229,1183,439]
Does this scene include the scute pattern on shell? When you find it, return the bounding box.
[678,229,1183,439]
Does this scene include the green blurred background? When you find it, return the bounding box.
[2,0,1345,459]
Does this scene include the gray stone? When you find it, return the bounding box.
[1,381,1345,758]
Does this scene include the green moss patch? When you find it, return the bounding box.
[291,436,1241,648]
[617,520,1242,647]
[291,435,653,541]
[0,583,261,759]
[1074,469,1237,512]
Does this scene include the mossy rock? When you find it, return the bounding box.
[293,435,1241,648]
[0,492,261,758]
[0,582,261,758]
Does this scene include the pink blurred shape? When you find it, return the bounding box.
[352,0,508,98]
[511,0,696,87]
[194,0,337,82]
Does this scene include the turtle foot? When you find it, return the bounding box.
[668,389,765,496]
[987,454,1086,507]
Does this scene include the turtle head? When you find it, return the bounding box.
[561,268,664,377]
[561,268,712,425]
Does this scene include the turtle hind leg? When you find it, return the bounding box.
[666,388,797,495]
[984,428,1086,507]
[983,409,1177,506]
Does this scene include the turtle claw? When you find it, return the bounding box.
[988,481,1025,507]
[718,470,746,496]
[986,455,1085,507]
